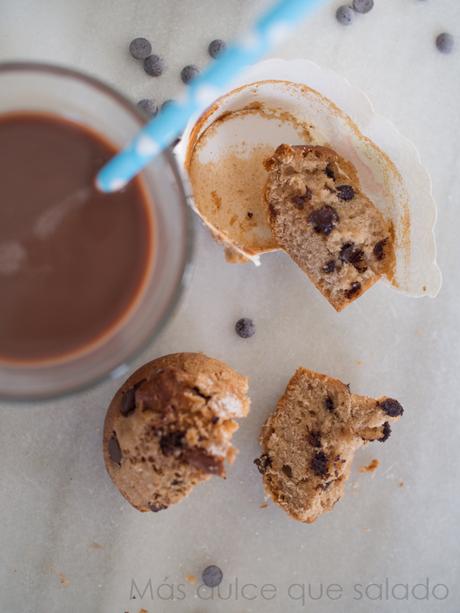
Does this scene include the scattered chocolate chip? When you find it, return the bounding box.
[211,415,220,424]
[322,260,336,274]
[254,454,271,474]
[202,565,223,588]
[129,37,152,60]
[181,64,200,84]
[308,430,322,448]
[247,211,254,218]
[436,32,454,54]
[378,398,404,417]
[192,386,211,401]
[143,54,165,77]
[308,205,339,235]
[291,188,312,209]
[336,5,354,25]
[235,317,255,338]
[339,242,367,273]
[108,433,122,466]
[149,502,167,512]
[184,449,224,475]
[208,39,227,59]
[337,185,355,201]
[379,421,392,442]
[159,431,185,456]
[325,163,335,179]
[324,395,335,412]
[121,387,136,416]
[137,98,158,117]
[311,451,329,476]
[373,238,388,261]
[345,281,362,299]
[352,0,374,13]
[282,464,293,478]
[171,479,183,486]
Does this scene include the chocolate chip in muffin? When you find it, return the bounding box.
[345,281,362,299]
[308,205,339,235]
[337,185,355,201]
[308,430,322,448]
[379,398,404,417]
[339,242,367,273]
[121,387,136,416]
[291,188,312,210]
[379,421,392,442]
[322,260,336,274]
[149,502,168,512]
[159,431,185,456]
[108,433,122,466]
[282,464,293,478]
[373,238,388,261]
[324,395,335,412]
[247,211,254,219]
[311,451,329,476]
[325,163,335,179]
[254,453,271,474]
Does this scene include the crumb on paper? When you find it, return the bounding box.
[399,480,404,488]
[138,609,149,613]
[259,502,268,509]
[58,572,70,588]
[186,575,197,585]
[355,360,364,367]
[363,528,372,533]
[359,459,380,473]
[89,542,104,550]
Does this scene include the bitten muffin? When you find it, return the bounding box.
[103,353,250,512]
[264,144,395,311]
[255,368,403,523]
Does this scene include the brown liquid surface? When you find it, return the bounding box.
[0,113,152,362]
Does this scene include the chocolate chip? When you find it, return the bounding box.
[159,431,185,456]
[340,242,367,273]
[202,565,223,588]
[108,433,122,466]
[325,163,335,179]
[143,54,166,77]
[137,98,158,117]
[324,395,335,412]
[308,205,339,235]
[254,454,271,474]
[436,32,454,54]
[291,187,312,210]
[208,39,227,59]
[211,415,220,424]
[379,398,404,417]
[322,260,336,274]
[379,421,392,442]
[373,238,388,261]
[336,5,354,25]
[235,317,255,338]
[337,185,355,201]
[149,502,167,512]
[184,449,224,475]
[311,451,329,476]
[352,0,374,13]
[181,64,200,84]
[121,387,136,416]
[345,281,362,299]
[247,211,254,218]
[129,37,152,60]
[308,431,322,448]
[282,464,293,478]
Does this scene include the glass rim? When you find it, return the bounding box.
[0,61,194,403]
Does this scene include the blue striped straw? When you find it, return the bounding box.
[97,0,324,192]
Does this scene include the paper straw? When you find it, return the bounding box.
[96,0,324,192]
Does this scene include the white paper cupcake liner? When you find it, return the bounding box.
[176,59,441,298]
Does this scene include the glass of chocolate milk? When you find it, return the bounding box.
[0,63,192,400]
